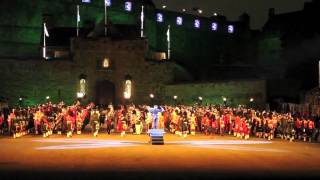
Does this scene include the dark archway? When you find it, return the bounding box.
[95,80,115,107]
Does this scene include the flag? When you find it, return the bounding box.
[105,0,111,7]
[141,6,144,24]
[166,25,170,42]
[77,5,80,22]
[44,23,49,37]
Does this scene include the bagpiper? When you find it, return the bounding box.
[90,107,100,137]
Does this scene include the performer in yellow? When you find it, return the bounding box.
[134,110,142,135]
[158,112,164,129]
[190,113,197,135]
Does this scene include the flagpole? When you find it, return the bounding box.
[141,5,144,38]
[167,26,170,60]
[77,5,79,37]
[104,0,107,37]
[43,23,46,59]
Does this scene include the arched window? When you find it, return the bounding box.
[79,74,87,97]
[103,58,110,68]
[123,75,132,100]
[80,79,86,95]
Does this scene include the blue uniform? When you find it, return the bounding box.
[148,106,164,129]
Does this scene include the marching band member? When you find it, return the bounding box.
[76,110,83,135]
[0,111,4,134]
[33,109,43,135]
[307,119,315,142]
[90,107,100,137]
[190,112,197,135]
[181,111,189,138]
[105,108,114,135]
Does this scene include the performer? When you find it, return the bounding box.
[8,109,16,136]
[181,111,188,138]
[243,122,250,140]
[12,111,20,138]
[145,111,153,133]
[295,117,302,140]
[134,110,142,135]
[219,114,225,136]
[90,107,100,137]
[41,114,51,138]
[33,109,43,135]
[307,119,315,142]
[54,109,64,135]
[66,110,74,138]
[120,114,127,137]
[148,105,164,129]
[190,112,197,135]
[302,117,309,142]
[170,109,178,134]
[158,112,165,130]
[255,114,263,138]
[234,113,240,137]
[105,108,114,135]
[76,110,83,135]
[0,111,4,134]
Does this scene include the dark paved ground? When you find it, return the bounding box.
[0,133,319,180]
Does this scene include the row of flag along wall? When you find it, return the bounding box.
[81,0,235,34]
[43,0,234,59]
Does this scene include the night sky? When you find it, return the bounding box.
[152,0,309,29]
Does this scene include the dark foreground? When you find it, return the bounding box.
[0,134,319,180]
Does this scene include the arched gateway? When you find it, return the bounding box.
[95,80,115,106]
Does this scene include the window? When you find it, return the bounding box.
[228,25,234,34]
[124,80,132,99]
[194,19,200,29]
[125,1,132,12]
[80,79,86,95]
[211,22,218,31]
[176,16,183,26]
[103,58,110,68]
[156,13,163,23]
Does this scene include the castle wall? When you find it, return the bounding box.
[164,80,266,107]
[0,38,175,106]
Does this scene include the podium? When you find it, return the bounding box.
[149,129,165,145]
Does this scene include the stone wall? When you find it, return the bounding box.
[0,38,175,106]
[163,80,266,107]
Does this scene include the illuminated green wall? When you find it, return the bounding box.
[164,80,266,107]
[0,0,255,68]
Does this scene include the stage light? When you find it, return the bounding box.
[211,22,218,31]
[176,16,183,25]
[213,13,218,16]
[173,95,178,100]
[19,97,22,101]
[125,1,132,12]
[194,19,200,28]
[46,96,50,100]
[150,93,154,99]
[198,97,203,101]
[182,8,186,12]
[223,97,227,102]
[82,0,91,3]
[156,13,163,22]
[250,98,254,102]
[198,9,203,14]
[228,25,234,33]
[162,5,166,9]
